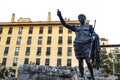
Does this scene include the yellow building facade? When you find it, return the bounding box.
[0,13,110,76]
[0,14,78,75]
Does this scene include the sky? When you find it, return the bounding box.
[0,0,120,44]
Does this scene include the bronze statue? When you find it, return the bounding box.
[57,9,100,80]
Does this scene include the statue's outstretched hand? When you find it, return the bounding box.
[57,9,61,17]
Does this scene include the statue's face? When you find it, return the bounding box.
[78,14,86,24]
[78,16,85,21]
[78,17,85,24]
[79,17,85,22]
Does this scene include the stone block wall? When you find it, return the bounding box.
[17,64,79,80]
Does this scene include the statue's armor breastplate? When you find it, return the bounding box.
[74,25,91,43]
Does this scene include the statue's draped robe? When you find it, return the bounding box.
[91,33,100,69]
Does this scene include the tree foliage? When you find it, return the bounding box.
[100,51,113,77]
[0,64,13,80]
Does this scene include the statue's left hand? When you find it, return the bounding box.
[91,36,95,41]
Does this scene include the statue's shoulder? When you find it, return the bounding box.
[86,24,93,29]
[86,24,93,27]
[74,25,79,27]
[73,25,78,28]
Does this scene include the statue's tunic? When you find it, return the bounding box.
[73,25,93,59]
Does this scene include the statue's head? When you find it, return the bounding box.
[78,14,86,24]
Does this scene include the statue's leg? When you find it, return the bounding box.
[85,58,95,80]
[78,58,84,77]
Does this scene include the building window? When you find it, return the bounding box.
[39,26,43,34]
[8,27,13,34]
[46,47,51,56]
[45,58,50,66]
[47,36,51,44]
[58,47,62,56]
[68,29,72,34]
[67,59,71,66]
[29,27,33,34]
[68,36,72,44]
[13,58,18,66]
[24,58,29,64]
[11,69,16,77]
[38,37,42,44]
[4,47,9,55]
[18,27,23,34]
[36,58,40,65]
[59,26,63,34]
[27,37,32,44]
[16,37,21,45]
[102,42,105,45]
[117,55,120,58]
[15,47,20,56]
[0,27,3,34]
[67,47,72,56]
[102,48,107,53]
[6,37,11,45]
[58,36,62,44]
[48,26,52,34]
[57,59,61,66]
[114,47,120,53]
[25,47,30,56]
[2,58,7,66]
[37,47,41,56]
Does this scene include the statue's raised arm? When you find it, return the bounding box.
[57,9,75,31]
[57,9,66,25]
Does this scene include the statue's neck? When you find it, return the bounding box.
[80,20,85,25]
[81,23,85,25]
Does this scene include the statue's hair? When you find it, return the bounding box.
[78,14,86,20]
